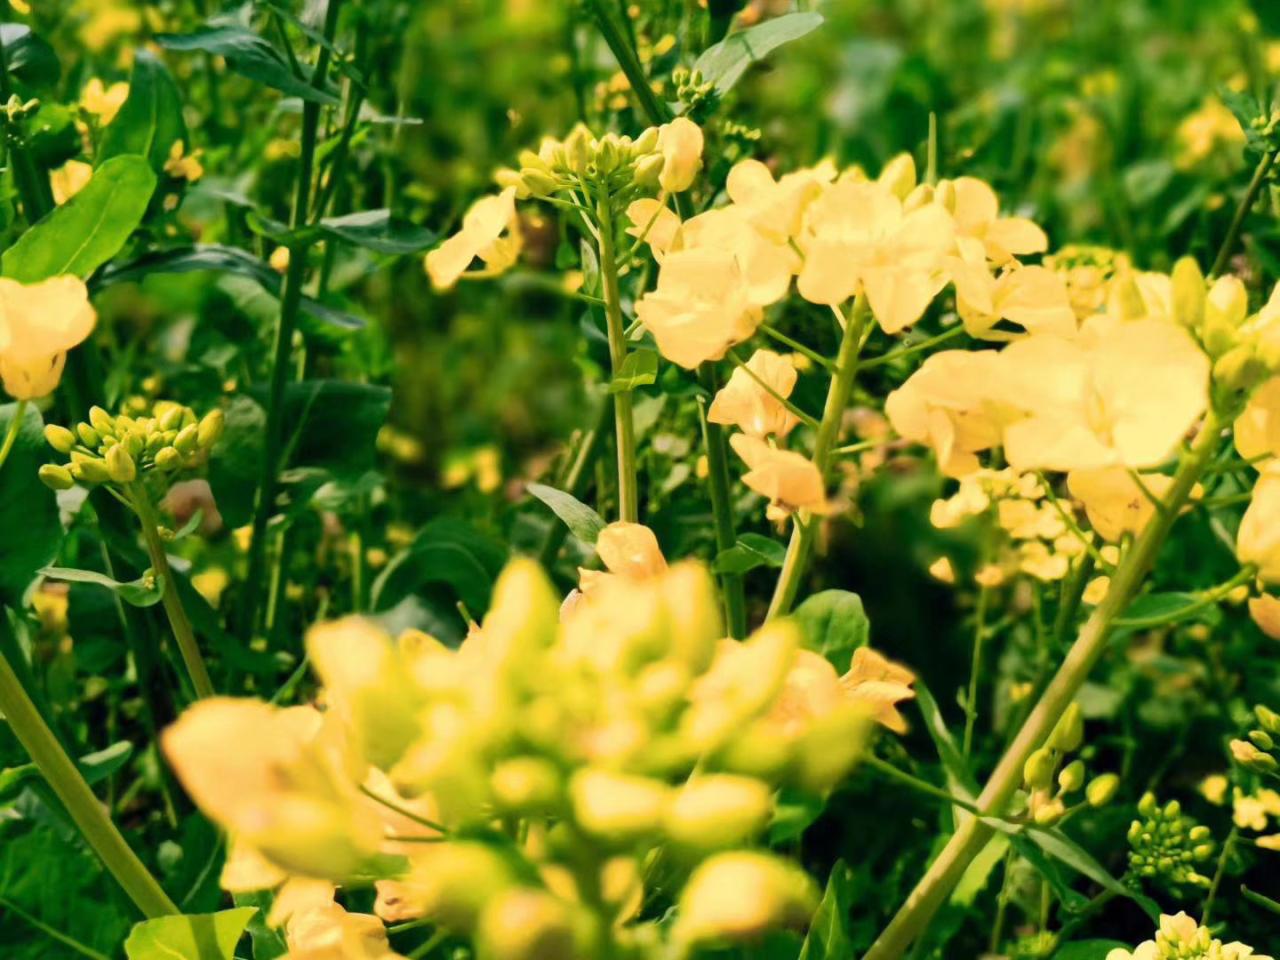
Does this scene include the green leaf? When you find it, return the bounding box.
[0,741,132,801]
[952,833,1009,907]
[319,209,438,254]
[692,12,824,95]
[1051,942,1129,960]
[41,566,164,608]
[94,245,366,330]
[526,482,608,544]
[371,519,509,616]
[791,589,869,673]
[0,403,62,606]
[913,678,979,799]
[608,349,659,394]
[767,787,824,845]
[797,860,854,960]
[124,907,257,960]
[158,24,339,105]
[0,24,59,89]
[232,891,288,960]
[1023,825,1160,922]
[714,533,787,574]
[1,155,157,282]
[98,50,188,173]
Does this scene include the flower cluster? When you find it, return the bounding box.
[1106,912,1272,960]
[161,556,915,959]
[1126,793,1215,890]
[1018,703,1117,825]
[40,401,224,492]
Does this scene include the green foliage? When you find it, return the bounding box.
[123,907,256,960]
[0,403,61,605]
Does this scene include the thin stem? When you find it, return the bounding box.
[861,412,1223,960]
[1201,826,1239,926]
[358,784,450,835]
[241,0,343,637]
[0,651,178,917]
[0,399,27,472]
[584,0,672,125]
[858,325,966,371]
[962,578,992,757]
[129,483,215,700]
[596,191,639,523]
[863,755,983,817]
[1210,148,1277,279]
[758,324,838,373]
[766,296,870,619]
[698,365,748,639]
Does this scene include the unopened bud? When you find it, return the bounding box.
[76,422,100,447]
[44,424,76,454]
[38,463,75,491]
[197,409,224,449]
[490,757,562,815]
[1171,256,1206,331]
[1050,703,1084,752]
[88,406,114,437]
[1024,747,1057,791]
[1086,773,1120,807]
[1058,759,1086,794]
[674,852,818,947]
[155,447,182,471]
[106,444,136,483]
[663,775,772,852]
[1256,704,1280,735]
[174,424,199,455]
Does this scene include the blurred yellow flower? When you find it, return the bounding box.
[1235,377,1280,465]
[1067,467,1173,542]
[1248,593,1280,639]
[164,140,205,182]
[49,160,93,206]
[580,521,668,595]
[425,188,523,289]
[625,198,681,261]
[707,349,800,438]
[0,276,98,400]
[938,176,1048,265]
[657,117,704,192]
[729,434,825,514]
[81,78,129,125]
[1239,463,1280,584]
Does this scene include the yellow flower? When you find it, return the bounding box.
[707,349,799,438]
[674,852,817,947]
[676,205,798,306]
[579,521,668,594]
[162,699,383,879]
[998,318,1210,472]
[625,198,681,261]
[164,140,204,182]
[0,276,98,400]
[1200,774,1230,806]
[1234,788,1270,831]
[656,117,703,192]
[284,900,407,960]
[1082,576,1110,605]
[1174,97,1246,174]
[1249,593,1280,639]
[928,556,956,583]
[1235,377,1280,465]
[1239,463,1280,584]
[270,246,292,274]
[425,188,523,289]
[839,647,916,734]
[50,160,94,206]
[729,434,825,514]
[937,176,1048,265]
[81,78,129,125]
[1067,467,1173,542]
[635,248,762,368]
[724,158,834,244]
[796,176,955,333]
[950,251,1076,340]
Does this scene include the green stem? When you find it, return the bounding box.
[539,395,612,568]
[1209,147,1277,279]
[863,755,983,817]
[0,651,178,917]
[858,325,966,371]
[861,413,1223,960]
[0,399,27,472]
[240,0,343,637]
[595,191,639,523]
[1201,826,1239,926]
[584,0,672,124]
[962,579,991,758]
[758,324,837,372]
[130,483,215,700]
[766,297,870,620]
[698,365,748,639]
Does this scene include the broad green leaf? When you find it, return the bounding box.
[371,518,509,616]
[952,833,1009,907]
[98,50,188,172]
[319,210,437,254]
[159,24,339,105]
[1024,825,1160,922]
[792,589,869,673]
[797,860,854,960]
[1051,942,1129,960]
[124,907,256,960]
[206,394,266,528]
[526,482,608,544]
[0,403,62,605]
[0,24,59,89]
[0,741,132,801]
[41,566,164,608]
[94,245,365,330]
[609,349,659,394]
[2,155,156,282]
[692,12,824,95]
[714,533,787,574]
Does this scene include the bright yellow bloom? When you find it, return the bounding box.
[50,160,94,206]
[707,349,799,438]
[0,276,97,400]
[676,205,798,306]
[839,647,916,734]
[1239,463,1280,584]
[1105,912,1272,960]
[164,140,204,182]
[635,248,762,368]
[1067,467,1173,542]
[625,198,681,261]
[729,434,825,514]
[424,188,522,289]
[796,176,955,333]
[579,521,668,594]
[937,176,1048,265]
[724,158,834,244]
[656,117,704,192]
[81,78,129,125]
[950,250,1075,339]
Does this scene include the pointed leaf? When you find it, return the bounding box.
[124,907,257,960]
[526,483,608,544]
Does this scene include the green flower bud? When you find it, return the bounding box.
[1171,256,1206,331]
[1050,703,1084,752]
[1023,747,1057,791]
[1257,704,1280,735]
[197,409,225,449]
[158,405,186,432]
[1033,796,1066,826]
[154,447,182,471]
[44,424,76,454]
[76,422,100,448]
[1058,759,1086,794]
[570,769,668,842]
[631,126,659,155]
[1250,729,1275,751]
[634,153,665,189]
[475,889,584,960]
[88,405,114,437]
[663,775,772,852]
[106,444,137,483]
[1137,791,1159,817]
[174,424,199,455]
[38,463,75,491]
[72,457,111,485]
[1086,773,1120,807]
[519,167,559,196]
[674,852,817,947]
[490,756,562,815]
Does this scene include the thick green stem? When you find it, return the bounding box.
[584,0,671,125]
[767,298,869,620]
[130,483,215,700]
[241,0,343,637]
[698,365,747,639]
[861,413,1223,960]
[596,192,639,523]
[0,651,178,917]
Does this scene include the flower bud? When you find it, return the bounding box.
[38,463,75,491]
[88,405,114,437]
[159,405,186,432]
[633,153,665,189]
[474,889,585,960]
[1257,704,1280,736]
[674,852,817,947]
[1137,791,1159,817]
[1033,796,1066,826]
[1086,773,1120,807]
[1057,759,1086,794]
[519,167,559,197]
[155,447,182,471]
[174,423,199,455]
[1171,256,1206,331]
[570,769,668,843]
[105,444,136,483]
[663,775,772,852]
[877,153,917,200]
[1250,729,1275,751]
[76,422,100,448]
[631,126,659,155]
[71,456,111,484]
[1050,702,1084,752]
[197,409,225,449]
[490,757,562,815]
[1023,747,1057,791]
[44,424,76,454]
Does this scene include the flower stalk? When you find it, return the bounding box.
[698,365,748,639]
[0,648,178,918]
[129,482,215,700]
[0,399,27,472]
[861,411,1223,960]
[595,191,640,523]
[767,297,870,620]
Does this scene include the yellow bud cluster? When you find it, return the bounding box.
[1017,703,1116,825]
